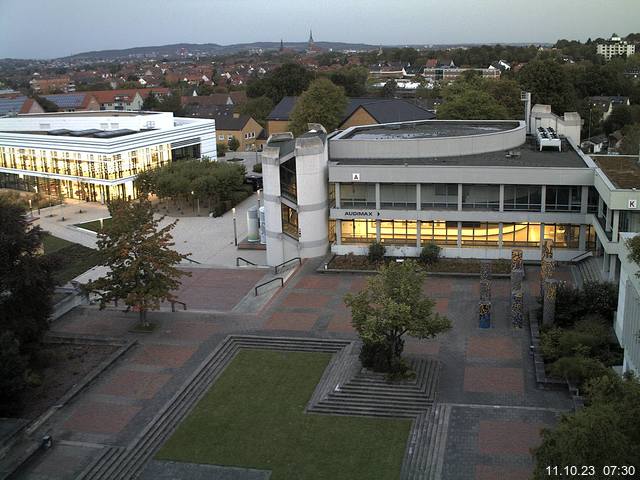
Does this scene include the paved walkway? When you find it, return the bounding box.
[11,260,575,480]
[34,194,267,268]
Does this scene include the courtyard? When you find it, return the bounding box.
[4,258,574,480]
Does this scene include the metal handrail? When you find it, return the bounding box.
[569,251,593,263]
[236,256,258,266]
[274,257,301,274]
[255,277,284,296]
[170,300,187,312]
[184,256,202,265]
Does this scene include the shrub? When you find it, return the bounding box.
[550,356,611,388]
[216,142,228,157]
[419,242,441,266]
[252,163,263,173]
[541,316,611,363]
[581,281,618,321]
[368,241,385,263]
[554,281,618,327]
[228,136,240,151]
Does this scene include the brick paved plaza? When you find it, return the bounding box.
[13,260,574,479]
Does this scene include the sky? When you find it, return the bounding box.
[0,0,639,59]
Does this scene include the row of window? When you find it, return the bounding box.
[337,183,599,213]
[0,146,170,181]
[339,219,596,249]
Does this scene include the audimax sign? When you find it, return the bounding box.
[344,211,381,218]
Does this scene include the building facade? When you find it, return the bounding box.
[0,111,216,202]
[597,34,636,60]
[261,114,640,376]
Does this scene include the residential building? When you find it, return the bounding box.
[42,93,101,112]
[423,65,501,82]
[0,111,216,202]
[266,97,435,136]
[29,75,75,94]
[182,103,263,151]
[42,89,171,112]
[180,92,247,109]
[597,34,636,60]
[588,96,631,120]
[0,96,44,116]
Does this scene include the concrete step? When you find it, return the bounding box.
[309,404,421,418]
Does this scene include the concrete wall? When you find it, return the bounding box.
[261,145,285,266]
[295,135,329,259]
[529,105,582,146]
[330,120,526,159]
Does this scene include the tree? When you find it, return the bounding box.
[216,141,228,157]
[532,374,640,478]
[33,94,58,112]
[228,136,240,152]
[517,59,577,114]
[288,78,348,135]
[620,123,640,155]
[246,63,314,104]
[86,199,191,327]
[344,261,451,374]
[438,88,509,120]
[0,198,54,348]
[329,66,369,97]
[380,80,397,98]
[0,331,28,416]
[604,105,634,134]
[238,96,274,127]
[142,92,160,111]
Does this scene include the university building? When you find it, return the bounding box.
[261,107,640,374]
[0,111,216,202]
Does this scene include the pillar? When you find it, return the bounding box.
[609,255,617,282]
[416,220,421,248]
[612,210,620,242]
[334,182,341,209]
[457,183,463,211]
[416,184,421,211]
[580,185,589,214]
[579,224,587,251]
[499,184,504,212]
[542,279,558,326]
[375,183,381,210]
[335,220,342,245]
[540,185,546,213]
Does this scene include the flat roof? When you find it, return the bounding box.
[330,137,588,169]
[592,155,640,189]
[0,128,146,139]
[341,120,521,140]
[16,110,159,118]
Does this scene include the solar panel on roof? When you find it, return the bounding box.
[0,97,27,115]
[43,94,85,108]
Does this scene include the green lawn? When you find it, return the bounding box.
[157,350,411,480]
[74,217,112,232]
[42,234,101,285]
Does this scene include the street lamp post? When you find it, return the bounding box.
[257,188,262,210]
[232,207,238,246]
[28,199,33,217]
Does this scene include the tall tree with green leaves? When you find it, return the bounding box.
[0,197,54,348]
[86,199,190,327]
[344,260,451,373]
[238,96,274,127]
[532,374,640,478]
[438,88,509,120]
[246,63,314,104]
[288,78,348,135]
[517,59,577,114]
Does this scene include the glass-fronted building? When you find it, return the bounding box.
[0,111,216,202]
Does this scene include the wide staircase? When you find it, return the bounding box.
[575,255,603,286]
[307,349,440,418]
